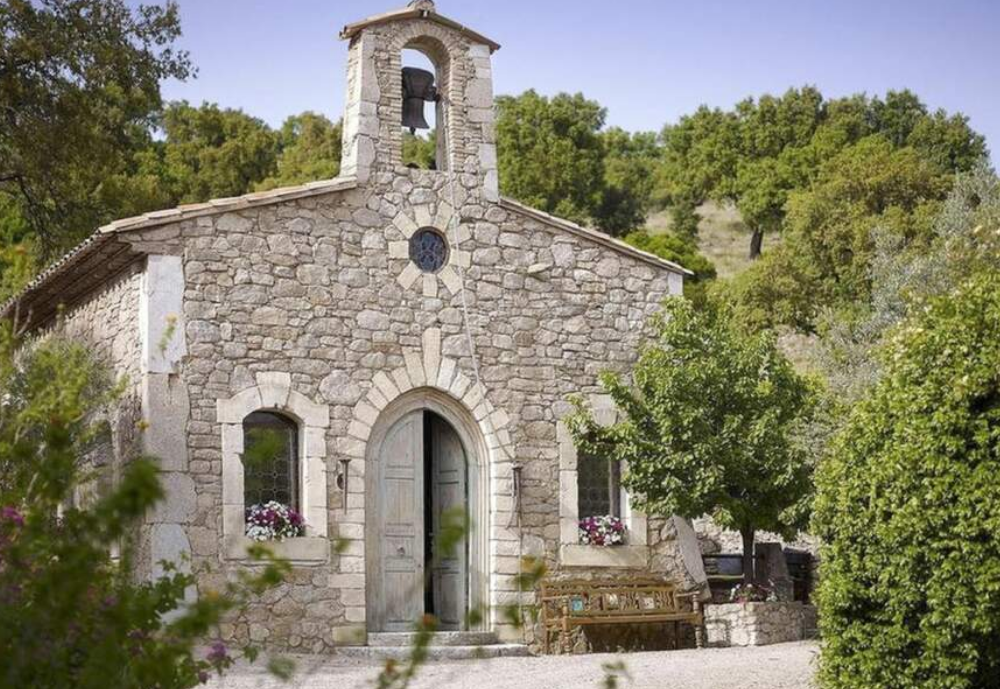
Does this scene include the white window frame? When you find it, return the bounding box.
[217,372,329,563]
[558,395,649,568]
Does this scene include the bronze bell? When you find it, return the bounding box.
[402,66,437,133]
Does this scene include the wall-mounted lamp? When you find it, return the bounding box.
[337,458,351,512]
[510,462,523,521]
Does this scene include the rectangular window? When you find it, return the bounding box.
[577,453,621,519]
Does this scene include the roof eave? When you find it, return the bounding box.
[340,8,501,52]
[500,198,694,277]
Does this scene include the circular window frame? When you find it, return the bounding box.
[408,226,450,274]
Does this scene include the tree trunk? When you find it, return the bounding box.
[748,229,764,260]
[740,526,755,586]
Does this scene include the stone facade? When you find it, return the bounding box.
[704,602,818,647]
[7,1,708,653]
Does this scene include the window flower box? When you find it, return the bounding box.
[578,515,627,546]
[245,501,305,541]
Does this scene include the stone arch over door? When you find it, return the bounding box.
[343,328,512,632]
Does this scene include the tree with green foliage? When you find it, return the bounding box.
[402,131,437,170]
[567,297,814,583]
[814,269,1000,689]
[0,323,294,688]
[659,87,823,256]
[726,134,954,331]
[496,90,607,227]
[596,128,661,236]
[256,112,342,191]
[0,0,192,259]
[496,91,658,236]
[656,105,740,237]
[140,101,280,205]
[623,230,716,282]
[657,87,986,261]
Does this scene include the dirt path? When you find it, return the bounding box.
[209,641,819,689]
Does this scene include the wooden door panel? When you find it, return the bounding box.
[430,415,467,630]
[377,410,424,632]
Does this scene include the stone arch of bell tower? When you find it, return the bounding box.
[339,1,499,201]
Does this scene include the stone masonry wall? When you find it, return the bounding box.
[704,602,818,647]
[36,265,147,568]
[115,164,683,651]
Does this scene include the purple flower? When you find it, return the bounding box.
[198,670,210,683]
[207,640,229,663]
[1,506,24,527]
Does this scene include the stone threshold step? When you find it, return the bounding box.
[367,631,500,647]
[335,643,531,662]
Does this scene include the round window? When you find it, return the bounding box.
[409,227,449,273]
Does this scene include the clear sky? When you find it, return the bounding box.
[158,0,998,159]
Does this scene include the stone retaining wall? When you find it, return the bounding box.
[704,602,817,647]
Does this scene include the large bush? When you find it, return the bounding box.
[814,271,1000,688]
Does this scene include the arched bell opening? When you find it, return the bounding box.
[364,388,489,633]
[400,36,450,171]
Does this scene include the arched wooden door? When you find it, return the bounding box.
[370,409,468,632]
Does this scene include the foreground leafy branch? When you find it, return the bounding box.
[0,322,288,688]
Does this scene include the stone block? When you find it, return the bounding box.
[287,391,330,428]
[331,624,367,646]
[217,387,262,424]
[142,373,190,471]
[439,266,462,294]
[404,351,426,387]
[140,255,187,374]
[149,472,197,524]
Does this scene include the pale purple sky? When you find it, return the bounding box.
[158,1,998,160]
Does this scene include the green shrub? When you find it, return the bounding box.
[813,271,1000,688]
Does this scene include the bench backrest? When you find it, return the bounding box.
[539,579,684,619]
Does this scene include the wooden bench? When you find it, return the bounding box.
[538,578,704,654]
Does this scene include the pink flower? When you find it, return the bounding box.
[1,506,24,526]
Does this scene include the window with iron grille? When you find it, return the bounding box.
[577,453,621,519]
[242,411,299,510]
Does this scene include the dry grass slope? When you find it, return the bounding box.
[646,201,783,280]
[646,202,817,374]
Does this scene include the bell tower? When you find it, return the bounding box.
[339,1,500,200]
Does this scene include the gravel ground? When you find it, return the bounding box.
[209,641,819,689]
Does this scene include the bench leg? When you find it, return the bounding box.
[673,620,679,650]
[694,600,704,649]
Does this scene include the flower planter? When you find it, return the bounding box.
[703,601,817,647]
[578,515,627,546]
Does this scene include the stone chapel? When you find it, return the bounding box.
[3,1,709,653]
